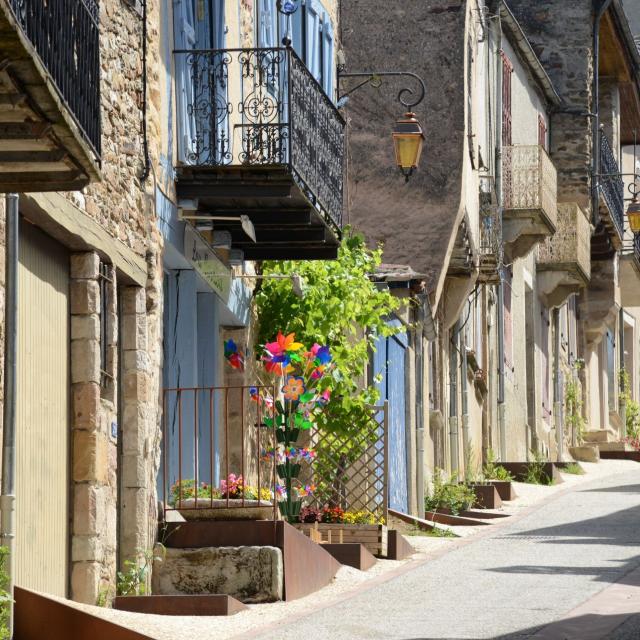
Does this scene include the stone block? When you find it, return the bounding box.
[124,350,151,373]
[152,546,284,603]
[121,287,146,314]
[70,280,100,315]
[73,431,109,484]
[73,484,98,536]
[71,339,100,384]
[71,315,100,341]
[124,371,152,403]
[122,452,147,489]
[71,561,101,604]
[122,313,148,351]
[73,383,100,430]
[569,445,599,463]
[72,535,102,563]
[70,253,100,280]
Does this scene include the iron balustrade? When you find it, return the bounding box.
[599,131,624,237]
[174,47,345,231]
[622,233,640,266]
[7,0,101,157]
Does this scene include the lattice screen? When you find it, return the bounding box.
[306,403,388,522]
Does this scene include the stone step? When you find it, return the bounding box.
[569,444,600,463]
[596,442,636,452]
[582,429,617,444]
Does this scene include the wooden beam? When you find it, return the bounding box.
[0,160,74,172]
[230,227,329,245]
[0,137,55,151]
[177,184,293,199]
[241,246,339,260]
[0,121,51,139]
[0,149,67,163]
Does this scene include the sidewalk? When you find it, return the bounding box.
[51,459,640,640]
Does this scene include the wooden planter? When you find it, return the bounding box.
[487,480,516,501]
[468,484,502,509]
[293,523,388,557]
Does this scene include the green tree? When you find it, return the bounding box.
[255,229,402,436]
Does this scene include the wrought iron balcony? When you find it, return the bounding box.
[0,0,101,190]
[174,47,344,260]
[501,145,557,259]
[598,131,625,243]
[620,232,640,306]
[537,203,591,305]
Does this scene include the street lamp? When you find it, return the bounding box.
[337,70,427,182]
[392,112,425,182]
[627,198,640,234]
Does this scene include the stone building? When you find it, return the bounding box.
[0,0,165,603]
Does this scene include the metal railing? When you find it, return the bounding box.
[599,131,624,238]
[502,144,558,229]
[7,0,101,157]
[538,202,591,281]
[161,385,277,519]
[622,232,640,266]
[174,47,345,230]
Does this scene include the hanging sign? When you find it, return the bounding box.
[184,224,231,303]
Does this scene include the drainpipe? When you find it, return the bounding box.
[619,307,626,441]
[415,297,425,516]
[497,279,506,461]
[591,0,613,227]
[553,308,564,461]
[460,317,470,479]
[1,193,18,636]
[449,321,460,477]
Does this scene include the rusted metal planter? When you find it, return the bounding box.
[487,480,517,501]
[114,594,247,616]
[467,483,502,509]
[294,523,388,557]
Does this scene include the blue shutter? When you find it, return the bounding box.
[259,0,277,48]
[213,0,225,49]
[321,11,334,98]
[306,0,322,81]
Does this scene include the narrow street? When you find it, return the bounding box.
[253,468,640,640]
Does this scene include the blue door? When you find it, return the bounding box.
[374,319,409,513]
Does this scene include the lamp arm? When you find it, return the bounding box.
[337,70,427,108]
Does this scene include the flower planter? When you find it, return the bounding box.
[176,498,274,521]
[294,523,388,557]
[278,500,302,519]
[487,480,516,501]
[468,483,502,509]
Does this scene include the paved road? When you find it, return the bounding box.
[256,468,640,639]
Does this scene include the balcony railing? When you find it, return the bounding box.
[538,202,591,282]
[622,233,640,266]
[502,145,558,229]
[599,131,624,238]
[6,0,101,156]
[174,47,344,230]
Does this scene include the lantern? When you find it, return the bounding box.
[392,112,425,182]
[627,199,640,234]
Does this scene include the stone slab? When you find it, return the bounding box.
[152,546,284,603]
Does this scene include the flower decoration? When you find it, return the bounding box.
[282,376,305,401]
[265,331,304,356]
[224,339,245,371]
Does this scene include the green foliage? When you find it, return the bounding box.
[0,547,10,640]
[620,370,640,439]
[524,450,553,485]
[96,585,114,608]
[565,362,586,445]
[406,525,457,538]
[562,462,585,475]
[116,545,166,597]
[482,449,514,482]
[424,470,476,515]
[255,229,401,436]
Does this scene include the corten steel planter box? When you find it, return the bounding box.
[294,523,388,557]
[176,498,274,521]
[114,594,247,616]
[468,483,502,509]
[487,480,516,501]
[500,462,563,485]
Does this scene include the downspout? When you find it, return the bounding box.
[553,308,564,460]
[591,0,613,227]
[494,13,507,462]
[415,295,427,516]
[449,321,460,477]
[460,317,470,479]
[619,307,626,441]
[1,193,18,635]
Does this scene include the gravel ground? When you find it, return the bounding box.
[46,459,640,640]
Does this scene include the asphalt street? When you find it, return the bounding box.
[256,468,640,640]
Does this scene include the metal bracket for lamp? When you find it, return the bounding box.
[594,171,640,233]
[337,68,427,181]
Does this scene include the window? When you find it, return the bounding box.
[503,268,513,369]
[500,51,513,146]
[99,262,114,390]
[538,114,548,150]
[606,328,616,413]
[540,306,552,423]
